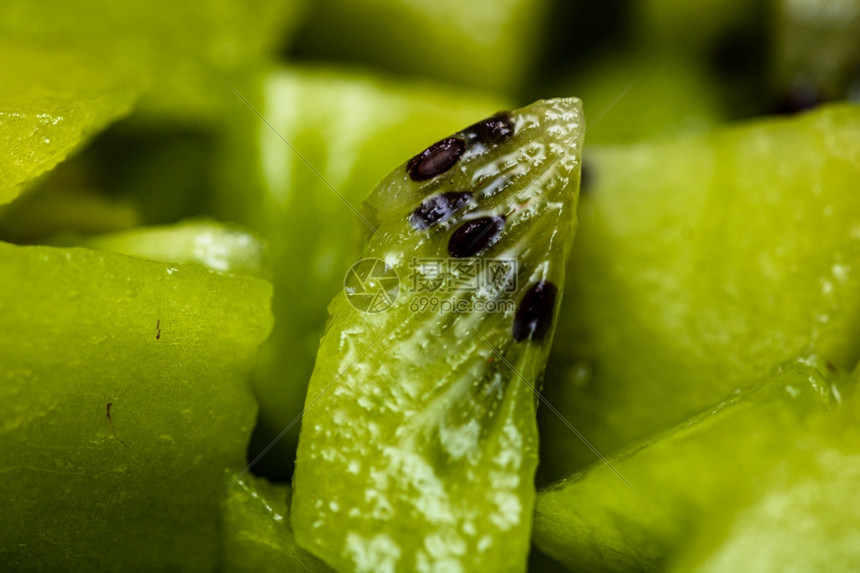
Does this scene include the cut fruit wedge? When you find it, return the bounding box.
[0,242,272,570]
[670,369,860,572]
[291,98,583,572]
[542,103,860,481]
[670,451,860,573]
[534,361,840,572]
[0,0,307,123]
[214,67,510,474]
[0,43,136,206]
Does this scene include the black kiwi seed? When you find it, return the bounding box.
[407,137,466,181]
[448,216,506,258]
[512,280,558,342]
[409,191,473,230]
[464,112,515,145]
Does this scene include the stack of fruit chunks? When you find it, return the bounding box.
[1,0,859,571]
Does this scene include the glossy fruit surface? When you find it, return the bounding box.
[0,0,307,123]
[292,98,583,572]
[534,361,839,572]
[0,242,272,570]
[0,43,135,205]
[542,104,860,480]
[669,368,860,572]
[215,67,509,471]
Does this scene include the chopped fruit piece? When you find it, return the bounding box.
[0,0,307,122]
[671,453,860,572]
[541,104,860,480]
[214,67,509,475]
[292,99,583,572]
[0,242,272,570]
[534,362,839,572]
[670,368,860,572]
[0,43,136,206]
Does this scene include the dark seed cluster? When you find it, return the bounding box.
[406,137,466,181]
[409,191,473,230]
[447,216,506,258]
[512,280,558,342]
[406,113,518,256]
[403,114,565,342]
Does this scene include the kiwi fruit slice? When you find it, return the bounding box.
[291,98,584,572]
